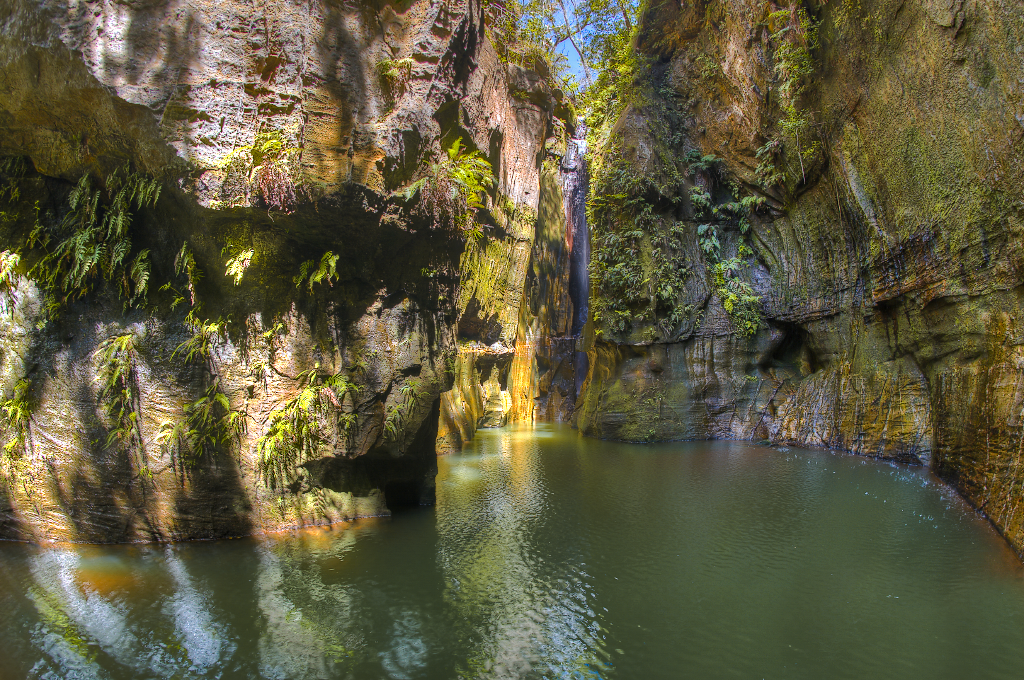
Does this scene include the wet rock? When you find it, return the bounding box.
[574,0,1024,555]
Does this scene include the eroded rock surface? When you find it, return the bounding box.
[575,0,1024,553]
[0,0,560,541]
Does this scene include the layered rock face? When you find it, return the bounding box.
[437,88,582,449]
[0,0,561,541]
[575,0,1024,552]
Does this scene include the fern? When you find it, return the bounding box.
[0,250,21,314]
[713,258,762,337]
[256,366,358,488]
[157,379,245,468]
[697,224,720,258]
[27,167,158,313]
[755,139,785,190]
[172,309,227,366]
[224,248,254,285]
[397,137,494,234]
[175,242,202,306]
[0,379,32,460]
[95,333,143,462]
[219,130,300,211]
[0,156,28,202]
[293,251,339,292]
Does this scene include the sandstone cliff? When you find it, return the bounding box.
[0,0,563,541]
[575,0,1024,554]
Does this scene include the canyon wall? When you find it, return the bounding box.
[576,0,1024,553]
[0,0,563,541]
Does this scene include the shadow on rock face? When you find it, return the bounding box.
[304,397,441,512]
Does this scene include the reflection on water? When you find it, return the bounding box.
[1,424,1024,679]
[437,427,607,679]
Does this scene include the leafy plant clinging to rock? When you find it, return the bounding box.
[0,378,32,460]
[27,166,159,313]
[156,242,245,467]
[377,57,414,102]
[218,130,300,212]
[173,309,228,366]
[157,380,245,468]
[257,366,358,488]
[588,157,691,336]
[401,138,494,236]
[294,251,339,292]
[96,333,142,453]
[224,247,254,286]
[767,6,822,183]
[0,250,21,314]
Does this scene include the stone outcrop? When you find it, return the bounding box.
[575,0,1024,554]
[438,112,588,445]
[0,0,561,541]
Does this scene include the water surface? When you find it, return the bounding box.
[2,424,1023,679]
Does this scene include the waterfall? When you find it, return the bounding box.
[561,122,590,401]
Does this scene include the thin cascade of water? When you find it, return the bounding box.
[561,122,590,401]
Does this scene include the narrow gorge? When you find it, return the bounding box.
[5,0,1024,677]
[1,0,1024,562]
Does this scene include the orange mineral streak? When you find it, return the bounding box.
[507,340,538,424]
[72,549,154,597]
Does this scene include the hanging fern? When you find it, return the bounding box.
[224,247,254,285]
[0,378,32,460]
[0,250,21,314]
[157,379,245,468]
[256,366,358,488]
[293,251,339,292]
[398,137,494,234]
[27,166,159,313]
[172,308,227,367]
[93,332,158,481]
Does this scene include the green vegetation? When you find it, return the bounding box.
[257,366,358,488]
[96,333,142,453]
[484,0,573,80]
[157,380,245,468]
[377,57,414,102]
[224,247,254,285]
[383,377,425,442]
[588,157,691,336]
[0,378,32,460]
[755,138,785,191]
[217,129,300,211]
[294,251,339,292]
[713,258,761,337]
[157,307,243,468]
[765,5,822,185]
[26,167,158,315]
[400,138,494,238]
[483,0,642,143]
[173,309,228,365]
[152,241,245,468]
[590,136,764,339]
[688,157,763,337]
[0,156,28,203]
[0,249,21,314]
